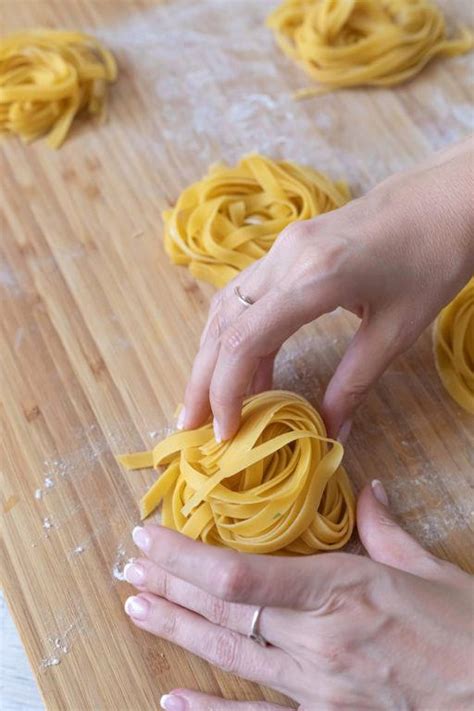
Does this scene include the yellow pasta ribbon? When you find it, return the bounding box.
[267,0,474,99]
[163,153,350,288]
[434,278,474,414]
[118,391,355,555]
[0,30,117,148]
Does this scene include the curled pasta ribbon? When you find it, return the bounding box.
[163,153,350,288]
[434,278,474,414]
[0,30,117,148]
[267,0,474,99]
[118,391,355,555]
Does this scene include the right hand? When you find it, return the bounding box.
[180,136,474,441]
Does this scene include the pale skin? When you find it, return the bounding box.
[124,137,474,709]
[179,135,474,441]
[125,483,474,710]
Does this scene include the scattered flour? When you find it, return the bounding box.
[42,516,54,531]
[39,618,83,672]
[94,0,473,195]
[386,469,474,547]
[112,544,135,582]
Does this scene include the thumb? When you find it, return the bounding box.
[357,480,445,581]
[160,690,293,711]
[322,315,404,438]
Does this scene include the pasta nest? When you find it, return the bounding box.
[267,0,474,98]
[0,30,117,148]
[119,390,355,555]
[163,153,350,288]
[434,277,474,414]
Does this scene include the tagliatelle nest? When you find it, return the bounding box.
[119,391,355,555]
[267,0,474,98]
[0,29,117,148]
[163,153,351,288]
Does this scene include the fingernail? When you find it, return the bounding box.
[213,418,222,443]
[124,596,149,620]
[132,526,151,552]
[338,420,352,444]
[124,562,145,586]
[160,694,187,711]
[176,407,186,430]
[371,479,389,507]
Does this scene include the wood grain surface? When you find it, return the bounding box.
[1,1,473,709]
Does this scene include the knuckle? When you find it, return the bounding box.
[160,570,171,600]
[160,607,178,638]
[209,313,225,340]
[337,380,369,409]
[209,630,241,673]
[279,220,312,247]
[210,291,222,311]
[216,560,248,601]
[315,239,349,275]
[221,325,249,356]
[312,632,353,674]
[160,538,184,574]
[202,594,229,627]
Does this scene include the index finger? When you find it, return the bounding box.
[132,525,363,610]
[182,263,266,432]
[210,285,331,440]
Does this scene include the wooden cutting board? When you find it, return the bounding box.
[1,1,473,709]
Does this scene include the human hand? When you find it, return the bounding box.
[124,480,474,711]
[179,136,474,441]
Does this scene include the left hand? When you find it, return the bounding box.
[124,480,474,711]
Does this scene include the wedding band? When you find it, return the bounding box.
[249,606,267,646]
[234,285,255,307]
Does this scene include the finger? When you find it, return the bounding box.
[210,286,333,440]
[132,525,363,609]
[200,262,261,348]
[184,263,269,431]
[357,481,454,581]
[160,689,292,711]
[124,558,292,647]
[249,351,277,394]
[124,593,291,688]
[321,313,406,438]
[181,335,219,429]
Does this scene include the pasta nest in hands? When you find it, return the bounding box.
[434,277,474,414]
[119,391,355,555]
[163,153,350,288]
[267,0,474,98]
[0,30,117,148]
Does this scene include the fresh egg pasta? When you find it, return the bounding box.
[267,0,473,99]
[119,391,355,555]
[434,278,474,413]
[163,153,350,288]
[0,30,117,148]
